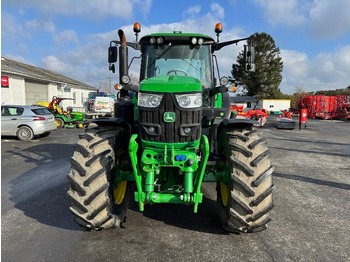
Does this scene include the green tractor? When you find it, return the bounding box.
[67,23,274,233]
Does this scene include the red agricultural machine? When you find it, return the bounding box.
[231,105,268,126]
[299,95,350,120]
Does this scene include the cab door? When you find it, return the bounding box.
[1,106,22,135]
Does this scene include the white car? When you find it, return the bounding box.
[1,105,57,141]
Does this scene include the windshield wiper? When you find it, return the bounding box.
[181,59,200,71]
[147,43,173,70]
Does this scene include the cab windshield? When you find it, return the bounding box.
[142,44,213,89]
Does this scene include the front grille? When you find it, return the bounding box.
[139,94,201,143]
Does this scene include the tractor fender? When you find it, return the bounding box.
[219,118,261,128]
[87,118,131,136]
[210,118,260,155]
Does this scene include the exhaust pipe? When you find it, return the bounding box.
[118,30,129,86]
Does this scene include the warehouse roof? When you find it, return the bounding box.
[1,57,96,90]
[230,96,258,103]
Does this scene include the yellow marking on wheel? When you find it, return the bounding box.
[114,181,127,205]
[220,182,229,207]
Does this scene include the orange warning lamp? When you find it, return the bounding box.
[134,22,141,42]
[215,23,222,34]
[215,23,222,42]
[133,23,141,33]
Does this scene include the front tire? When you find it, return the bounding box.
[56,118,64,128]
[217,127,274,233]
[67,126,129,230]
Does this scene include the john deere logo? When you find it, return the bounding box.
[164,112,175,123]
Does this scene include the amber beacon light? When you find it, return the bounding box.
[134,22,141,42]
[215,23,222,42]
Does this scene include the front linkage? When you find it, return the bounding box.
[129,134,209,213]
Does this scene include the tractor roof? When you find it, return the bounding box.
[140,32,215,44]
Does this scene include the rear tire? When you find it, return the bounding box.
[67,126,130,230]
[217,126,274,233]
[16,126,34,141]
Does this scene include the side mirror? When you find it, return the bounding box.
[244,44,255,72]
[108,46,117,63]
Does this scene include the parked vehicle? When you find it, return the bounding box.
[276,110,296,129]
[231,105,268,126]
[298,95,350,120]
[34,96,88,128]
[1,105,57,141]
[92,96,114,116]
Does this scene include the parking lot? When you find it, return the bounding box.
[1,116,350,262]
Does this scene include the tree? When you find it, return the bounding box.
[232,32,283,99]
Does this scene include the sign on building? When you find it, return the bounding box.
[1,76,9,88]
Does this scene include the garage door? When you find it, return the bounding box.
[25,81,48,105]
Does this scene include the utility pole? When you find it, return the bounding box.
[106,77,117,92]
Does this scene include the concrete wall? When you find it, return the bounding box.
[1,74,25,105]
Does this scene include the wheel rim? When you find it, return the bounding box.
[19,128,31,140]
[114,181,127,205]
[220,182,229,207]
[78,123,84,128]
[56,119,61,127]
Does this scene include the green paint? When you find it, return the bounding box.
[145,171,155,192]
[139,75,201,93]
[184,172,193,193]
[129,134,211,212]
[128,134,144,211]
[193,135,209,213]
[214,93,222,108]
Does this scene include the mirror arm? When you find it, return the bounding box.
[210,85,227,96]
[213,37,249,51]
[110,40,141,50]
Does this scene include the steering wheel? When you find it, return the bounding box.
[167,69,188,76]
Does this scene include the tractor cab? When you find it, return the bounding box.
[139,33,214,90]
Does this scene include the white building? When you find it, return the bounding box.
[257,99,291,113]
[1,57,97,111]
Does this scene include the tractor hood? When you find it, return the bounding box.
[139,75,201,93]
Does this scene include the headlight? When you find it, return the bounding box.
[175,93,202,108]
[138,93,163,108]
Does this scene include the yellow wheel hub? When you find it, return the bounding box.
[114,181,127,205]
[220,182,229,207]
[56,120,61,127]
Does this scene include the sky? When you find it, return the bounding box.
[2,0,350,94]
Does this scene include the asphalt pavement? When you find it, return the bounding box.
[1,116,349,262]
